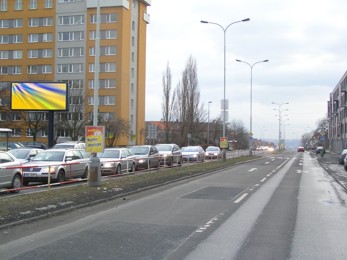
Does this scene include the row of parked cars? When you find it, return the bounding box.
[0,142,223,193]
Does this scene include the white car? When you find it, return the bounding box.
[97,148,136,175]
[155,143,182,166]
[22,149,90,185]
[0,151,22,193]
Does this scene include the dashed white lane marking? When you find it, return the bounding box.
[248,168,257,172]
[234,193,248,204]
[265,162,270,164]
[260,178,267,183]
[267,173,272,177]
[196,214,224,233]
[255,184,260,187]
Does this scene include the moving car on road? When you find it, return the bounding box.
[97,148,136,175]
[130,145,160,170]
[22,149,90,185]
[0,151,22,193]
[297,147,305,152]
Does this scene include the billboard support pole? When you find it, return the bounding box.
[48,111,54,148]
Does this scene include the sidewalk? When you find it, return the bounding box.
[315,151,347,190]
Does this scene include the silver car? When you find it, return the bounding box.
[7,148,44,163]
[22,149,90,185]
[155,143,182,166]
[182,146,205,162]
[97,148,136,175]
[0,151,22,193]
[205,146,222,159]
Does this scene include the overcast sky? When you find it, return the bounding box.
[145,0,347,140]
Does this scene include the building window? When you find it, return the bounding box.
[59,15,84,25]
[12,34,22,43]
[13,50,22,59]
[0,0,8,11]
[100,96,115,105]
[14,0,23,10]
[42,65,52,74]
[57,64,83,73]
[43,33,53,42]
[43,17,53,26]
[12,113,21,121]
[42,49,52,58]
[27,65,38,74]
[0,50,8,59]
[58,31,84,41]
[11,128,21,137]
[28,34,39,43]
[69,79,83,89]
[0,19,9,28]
[0,35,9,44]
[29,0,37,9]
[28,49,39,58]
[14,19,22,27]
[58,47,84,57]
[26,129,33,137]
[13,66,22,74]
[29,18,39,27]
[101,46,116,56]
[100,63,116,72]
[44,0,52,8]
[0,66,8,75]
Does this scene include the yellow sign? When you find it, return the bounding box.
[85,126,105,153]
[220,137,229,149]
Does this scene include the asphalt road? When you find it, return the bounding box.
[1,151,347,259]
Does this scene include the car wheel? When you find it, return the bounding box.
[56,170,65,183]
[344,165,347,171]
[168,157,173,166]
[130,162,136,173]
[10,174,21,193]
[116,164,122,175]
[82,167,89,179]
[178,156,182,165]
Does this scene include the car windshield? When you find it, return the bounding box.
[206,147,219,152]
[156,145,172,151]
[182,147,198,152]
[53,144,75,149]
[97,150,120,159]
[131,147,149,155]
[32,151,65,162]
[7,149,29,159]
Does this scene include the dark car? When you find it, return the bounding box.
[130,145,160,170]
[21,141,48,149]
[0,142,24,151]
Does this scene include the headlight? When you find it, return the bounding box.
[162,154,168,158]
[42,166,57,174]
[138,159,145,164]
[103,162,114,168]
[193,154,197,158]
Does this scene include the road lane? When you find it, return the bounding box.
[0,152,304,259]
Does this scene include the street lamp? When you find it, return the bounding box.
[200,18,250,139]
[236,59,269,155]
[272,102,289,150]
[207,101,212,144]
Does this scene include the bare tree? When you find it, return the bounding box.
[174,56,205,146]
[161,63,176,143]
[20,112,48,141]
[103,117,130,147]
[55,89,86,141]
[229,120,248,149]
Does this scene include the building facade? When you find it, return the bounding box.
[328,70,347,153]
[0,0,150,146]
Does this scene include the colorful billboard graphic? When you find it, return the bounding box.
[11,82,68,111]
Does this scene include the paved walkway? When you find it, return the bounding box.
[314,151,347,190]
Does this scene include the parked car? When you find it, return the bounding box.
[297,146,305,152]
[339,149,347,165]
[7,148,44,163]
[155,143,182,166]
[53,141,86,150]
[181,146,205,162]
[97,148,136,175]
[0,142,24,151]
[22,149,91,185]
[205,146,222,159]
[0,151,22,193]
[130,145,160,170]
[21,141,48,149]
[315,146,324,154]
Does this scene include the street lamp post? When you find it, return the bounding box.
[201,18,250,160]
[207,101,212,145]
[272,102,289,150]
[236,59,269,156]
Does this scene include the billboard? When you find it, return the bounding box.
[10,82,68,111]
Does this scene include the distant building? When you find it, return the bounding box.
[328,70,347,152]
[0,0,150,146]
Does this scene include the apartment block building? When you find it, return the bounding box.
[0,0,150,146]
[328,70,347,152]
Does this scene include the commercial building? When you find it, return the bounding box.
[0,0,150,146]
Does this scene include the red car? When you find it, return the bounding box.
[297,147,305,152]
